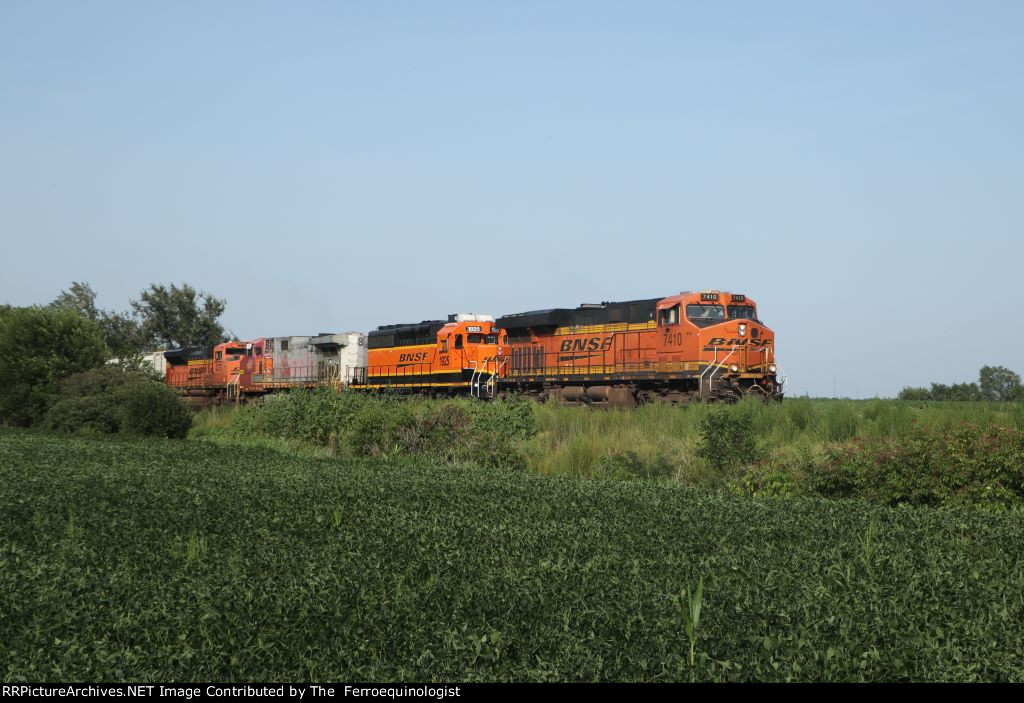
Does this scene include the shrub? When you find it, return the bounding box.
[695,407,760,475]
[42,366,191,438]
[596,450,676,480]
[119,382,193,438]
[220,390,538,469]
[810,424,1024,509]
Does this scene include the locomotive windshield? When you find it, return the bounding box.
[467,334,500,344]
[727,305,758,320]
[686,304,725,327]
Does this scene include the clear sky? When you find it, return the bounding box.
[2,1,1021,397]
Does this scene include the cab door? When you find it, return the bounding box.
[657,304,683,359]
[437,335,452,375]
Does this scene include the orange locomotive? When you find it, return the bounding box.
[495,291,782,406]
[164,340,266,403]
[357,313,504,397]
[164,334,368,403]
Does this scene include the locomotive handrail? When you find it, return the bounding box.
[700,346,737,400]
[774,365,788,397]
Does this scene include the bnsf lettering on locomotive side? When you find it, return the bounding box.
[558,336,614,353]
[705,337,770,348]
[399,352,430,362]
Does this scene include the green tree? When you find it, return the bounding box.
[50,281,99,320]
[949,382,981,401]
[897,386,931,401]
[131,283,228,349]
[978,365,1022,402]
[0,307,109,426]
[49,282,146,358]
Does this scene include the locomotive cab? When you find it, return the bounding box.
[358,313,504,397]
[656,291,781,400]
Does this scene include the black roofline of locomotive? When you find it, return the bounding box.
[496,298,661,331]
[163,346,214,365]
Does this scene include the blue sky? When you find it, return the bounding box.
[2,1,1021,397]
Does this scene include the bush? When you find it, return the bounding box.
[695,407,760,475]
[221,390,538,469]
[596,450,676,480]
[42,366,191,438]
[0,307,109,426]
[810,424,1024,509]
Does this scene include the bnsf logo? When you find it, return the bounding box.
[399,352,430,362]
[559,336,614,353]
[706,337,771,347]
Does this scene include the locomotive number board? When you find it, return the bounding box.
[466,326,482,333]
[700,293,719,301]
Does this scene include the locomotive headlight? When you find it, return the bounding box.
[738,323,747,336]
[730,364,739,373]
[769,364,777,373]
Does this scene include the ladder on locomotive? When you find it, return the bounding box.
[226,372,241,404]
[470,357,505,399]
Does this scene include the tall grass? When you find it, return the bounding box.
[190,394,1024,505]
[524,397,1024,481]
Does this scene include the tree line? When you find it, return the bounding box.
[46,281,230,355]
[0,282,229,431]
[898,366,1022,402]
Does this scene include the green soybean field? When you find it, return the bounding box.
[1,429,1022,682]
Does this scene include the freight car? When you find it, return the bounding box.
[495,290,782,406]
[350,313,504,397]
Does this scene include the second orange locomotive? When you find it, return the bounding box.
[362,313,504,397]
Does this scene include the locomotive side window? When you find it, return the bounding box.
[215,351,223,360]
[658,305,680,326]
[441,338,449,352]
[686,304,725,327]
[281,340,289,351]
[454,334,463,349]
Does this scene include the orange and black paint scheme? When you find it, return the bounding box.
[495,291,782,406]
[354,314,503,396]
[164,340,266,402]
[160,292,781,407]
